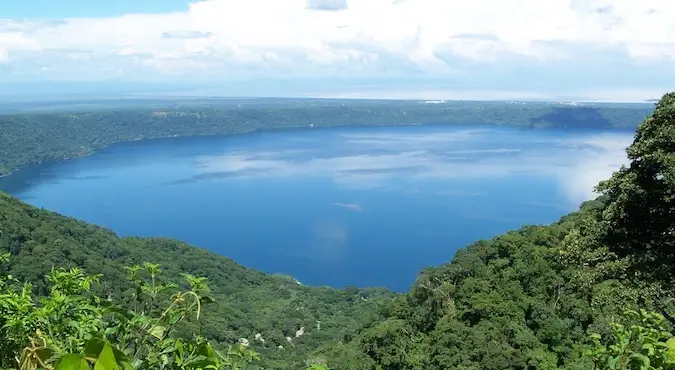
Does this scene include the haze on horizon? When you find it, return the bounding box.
[2,0,674,102]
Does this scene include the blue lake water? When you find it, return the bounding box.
[0,125,634,291]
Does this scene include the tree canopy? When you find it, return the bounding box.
[596,92,675,281]
[0,192,391,369]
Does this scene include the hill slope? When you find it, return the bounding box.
[0,192,394,369]
[307,93,675,369]
[312,200,605,369]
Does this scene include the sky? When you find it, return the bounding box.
[1,0,674,101]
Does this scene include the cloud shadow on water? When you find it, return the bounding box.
[164,168,276,185]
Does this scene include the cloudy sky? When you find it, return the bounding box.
[2,0,674,100]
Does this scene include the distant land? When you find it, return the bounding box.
[0,96,655,114]
[0,97,654,177]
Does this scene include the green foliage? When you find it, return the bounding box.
[314,196,675,370]
[356,319,423,370]
[596,92,675,280]
[312,92,674,370]
[0,192,393,369]
[587,310,675,370]
[0,259,261,370]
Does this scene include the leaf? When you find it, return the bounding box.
[149,325,166,339]
[54,354,89,370]
[35,347,56,363]
[112,347,132,370]
[608,355,622,370]
[84,338,106,358]
[175,339,184,361]
[629,353,650,368]
[103,326,118,336]
[131,358,143,369]
[200,296,215,304]
[168,312,182,326]
[118,361,133,370]
[666,337,675,363]
[198,343,215,359]
[642,343,655,356]
[94,342,120,370]
[89,340,131,370]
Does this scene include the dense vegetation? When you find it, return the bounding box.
[0,98,653,176]
[302,93,675,369]
[0,192,392,369]
[0,257,265,370]
[1,93,674,369]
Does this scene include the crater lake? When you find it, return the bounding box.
[0,124,634,291]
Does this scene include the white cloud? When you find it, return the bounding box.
[0,28,40,61]
[1,0,675,80]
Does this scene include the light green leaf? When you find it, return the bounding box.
[149,325,166,339]
[608,355,622,370]
[94,342,120,370]
[666,337,675,363]
[54,354,89,370]
[175,339,184,363]
[642,343,655,356]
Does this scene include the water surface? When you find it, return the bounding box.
[0,125,633,291]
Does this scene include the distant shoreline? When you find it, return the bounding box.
[1,100,651,179]
[0,121,638,180]
[0,121,639,182]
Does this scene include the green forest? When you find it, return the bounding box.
[1,93,675,369]
[0,99,653,177]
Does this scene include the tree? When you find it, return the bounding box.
[358,319,425,370]
[0,256,261,370]
[596,92,675,280]
[586,309,675,370]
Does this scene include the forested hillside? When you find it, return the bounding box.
[0,192,393,369]
[1,93,674,369]
[0,99,653,177]
[306,93,675,369]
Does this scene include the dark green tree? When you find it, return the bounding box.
[596,92,675,280]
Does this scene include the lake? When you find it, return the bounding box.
[0,124,634,291]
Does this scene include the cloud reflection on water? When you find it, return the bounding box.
[186,128,634,207]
